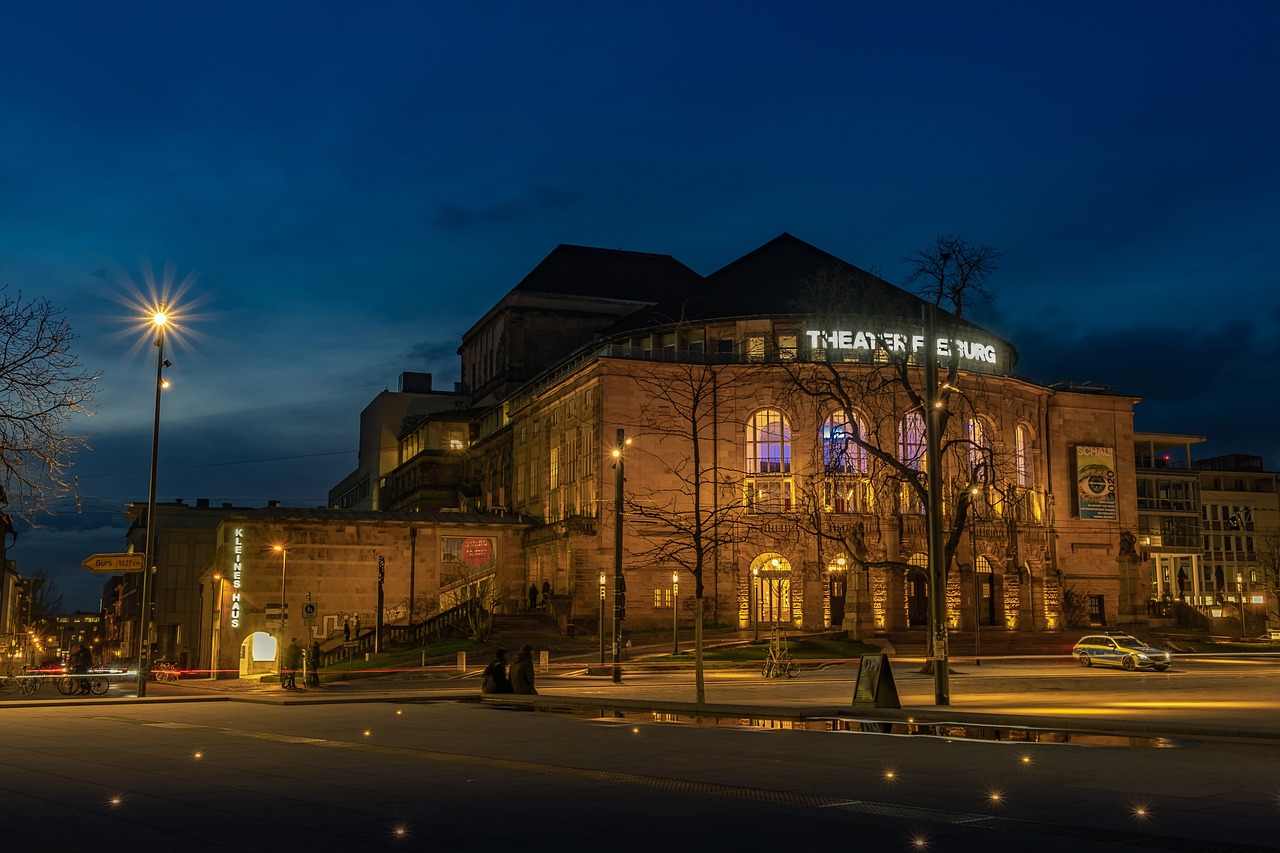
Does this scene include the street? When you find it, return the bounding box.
[2,655,1279,851]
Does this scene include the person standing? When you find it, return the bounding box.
[282,638,302,689]
[74,643,95,695]
[307,640,322,687]
[511,644,538,695]
[354,614,362,637]
[528,583,538,611]
[480,648,513,694]
[343,619,351,641]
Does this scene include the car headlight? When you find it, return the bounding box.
[1136,653,1150,661]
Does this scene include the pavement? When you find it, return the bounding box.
[5,641,1280,851]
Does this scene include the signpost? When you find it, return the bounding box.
[81,553,145,573]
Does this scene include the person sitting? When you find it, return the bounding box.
[480,648,514,694]
[511,644,538,695]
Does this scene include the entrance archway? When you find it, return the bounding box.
[240,632,277,678]
[907,552,929,628]
[750,553,793,627]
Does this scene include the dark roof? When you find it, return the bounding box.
[512,244,703,304]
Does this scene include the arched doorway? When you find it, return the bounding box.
[828,555,848,627]
[975,556,995,626]
[750,553,793,627]
[907,552,929,628]
[240,632,277,678]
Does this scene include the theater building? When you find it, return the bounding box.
[366,234,1149,640]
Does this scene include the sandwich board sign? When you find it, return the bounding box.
[82,553,145,573]
[851,653,901,709]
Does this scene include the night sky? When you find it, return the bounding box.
[3,2,1277,611]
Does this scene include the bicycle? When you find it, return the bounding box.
[761,627,800,679]
[56,673,109,696]
[152,661,180,683]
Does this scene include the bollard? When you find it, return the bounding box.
[539,650,550,673]
[457,651,467,672]
[365,653,370,662]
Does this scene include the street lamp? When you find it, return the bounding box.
[752,566,760,642]
[274,545,288,667]
[672,571,679,655]
[970,486,982,667]
[1237,572,1246,637]
[611,430,631,684]
[598,572,606,665]
[136,308,169,699]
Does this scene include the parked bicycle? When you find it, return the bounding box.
[151,661,180,683]
[761,627,800,679]
[56,672,109,696]
[0,667,41,697]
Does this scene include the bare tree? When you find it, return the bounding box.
[1256,529,1280,631]
[621,341,767,704]
[0,288,98,520]
[779,237,1011,657]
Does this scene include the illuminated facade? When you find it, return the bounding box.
[373,234,1149,638]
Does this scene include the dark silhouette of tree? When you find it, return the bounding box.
[0,288,98,520]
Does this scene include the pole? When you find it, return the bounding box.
[136,322,165,698]
[612,429,625,683]
[971,496,981,666]
[1238,572,1246,637]
[752,568,759,642]
[598,572,606,665]
[923,303,950,705]
[672,571,679,655]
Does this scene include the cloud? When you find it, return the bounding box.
[431,186,583,232]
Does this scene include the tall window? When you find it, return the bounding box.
[966,417,991,476]
[1015,424,1032,488]
[899,412,926,471]
[823,411,867,474]
[746,409,792,512]
[747,410,791,474]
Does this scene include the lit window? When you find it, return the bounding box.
[899,412,926,471]
[747,410,791,474]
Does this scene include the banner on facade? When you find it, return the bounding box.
[1075,445,1117,521]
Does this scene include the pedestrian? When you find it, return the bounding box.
[74,643,94,694]
[480,648,513,694]
[528,583,538,611]
[282,637,302,689]
[541,579,552,600]
[307,640,322,687]
[354,614,361,636]
[511,644,538,695]
[343,619,351,641]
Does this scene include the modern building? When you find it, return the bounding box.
[362,234,1152,639]
[1194,453,1280,634]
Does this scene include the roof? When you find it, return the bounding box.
[512,243,704,303]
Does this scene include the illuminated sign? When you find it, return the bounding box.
[805,330,997,365]
[230,528,243,628]
[1075,446,1117,521]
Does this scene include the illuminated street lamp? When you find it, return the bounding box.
[274,545,288,671]
[611,430,631,683]
[672,571,679,655]
[970,485,982,666]
[752,566,760,642]
[1237,572,1246,637]
[136,309,169,699]
[598,572,606,665]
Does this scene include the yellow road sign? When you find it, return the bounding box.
[81,553,146,573]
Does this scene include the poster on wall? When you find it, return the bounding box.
[442,536,497,576]
[1075,445,1117,520]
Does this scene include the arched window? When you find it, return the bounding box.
[745,409,793,512]
[899,412,926,470]
[1015,424,1032,488]
[966,416,992,477]
[822,411,867,474]
[747,409,791,474]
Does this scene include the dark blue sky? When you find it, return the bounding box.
[3,2,1278,611]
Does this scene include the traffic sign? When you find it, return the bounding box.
[81,553,145,573]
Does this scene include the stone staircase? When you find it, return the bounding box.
[488,613,561,640]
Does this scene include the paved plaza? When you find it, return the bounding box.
[2,659,1279,852]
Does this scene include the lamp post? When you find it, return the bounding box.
[922,301,950,705]
[752,566,760,642]
[672,571,679,655]
[970,486,982,666]
[1237,572,1246,637]
[598,572,606,665]
[274,545,287,673]
[135,309,168,699]
[611,429,630,684]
